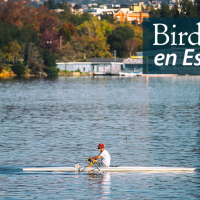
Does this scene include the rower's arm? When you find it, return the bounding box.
[90,155,101,160]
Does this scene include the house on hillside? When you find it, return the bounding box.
[114,9,149,24]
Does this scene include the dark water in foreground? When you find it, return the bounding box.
[0,76,200,199]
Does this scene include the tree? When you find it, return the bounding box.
[60,12,92,27]
[12,62,26,76]
[0,49,4,63]
[123,38,138,57]
[4,41,22,64]
[74,17,112,58]
[42,49,56,67]
[149,7,160,18]
[27,43,45,73]
[101,15,115,24]
[131,20,138,26]
[160,4,173,18]
[107,25,135,57]
[73,4,81,10]
[44,0,57,9]
[187,2,196,17]
[0,22,18,49]
[42,49,59,75]
[18,26,40,46]
[39,16,60,53]
[0,0,33,28]
[171,4,180,17]
[60,23,77,43]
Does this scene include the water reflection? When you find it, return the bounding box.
[88,172,110,198]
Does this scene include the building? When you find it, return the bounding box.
[56,58,143,75]
[114,9,149,24]
[130,4,142,12]
[83,5,118,20]
[83,5,149,24]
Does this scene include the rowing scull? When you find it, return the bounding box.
[23,167,196,172]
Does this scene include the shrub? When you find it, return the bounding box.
[44,66,59,76]
[12,62,26,76]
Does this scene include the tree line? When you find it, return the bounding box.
[0,0,142,76]
[149,0,200,18]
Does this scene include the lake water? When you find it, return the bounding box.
[0,76,200,199]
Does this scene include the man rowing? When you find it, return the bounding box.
[87,143,111,168]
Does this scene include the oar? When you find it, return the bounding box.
[88,157,101,172]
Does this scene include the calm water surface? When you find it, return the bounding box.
[0,76,200,199]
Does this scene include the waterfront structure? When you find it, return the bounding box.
[56,57,143,75]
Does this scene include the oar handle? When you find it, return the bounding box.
[89,157,101,172]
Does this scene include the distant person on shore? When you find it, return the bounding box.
[86,143,111,167]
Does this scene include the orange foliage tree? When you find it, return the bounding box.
[59,23,77,43]
[0,0,33,28]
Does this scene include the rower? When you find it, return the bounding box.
[87,143,111,168]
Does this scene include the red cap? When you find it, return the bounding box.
[97,143,104,149]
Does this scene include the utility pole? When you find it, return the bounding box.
[114,50,116,62]
[60,36,62,51]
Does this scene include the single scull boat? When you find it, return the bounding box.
[23,166,196,172]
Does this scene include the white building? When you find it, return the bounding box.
[57,58,143,75]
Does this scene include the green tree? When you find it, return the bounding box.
[42,49,59,75]
[73,4,81,9]
[107,25,135,57]
[149,7,160,18]
[171,4,180,17]
[12,62,26,76]
[44,66,59,75]
[160,4,173,18]
[44,0,57,9]
[187,2,196,17]
[43,49,56,67]
[0,49,4,63]
[101,15,115,24]
[4,40,22,64]
[0,22,18,49]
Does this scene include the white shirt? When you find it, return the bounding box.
[99,149,111,167]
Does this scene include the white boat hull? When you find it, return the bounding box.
[119,72,143,76]
[23,167,196,172]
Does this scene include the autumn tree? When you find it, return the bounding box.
[59,23,77,43]
[0,0,33,28]
[76,17,112,58]
[4,40,22,64]
[123,38,138,57]
[39,16,60,53]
